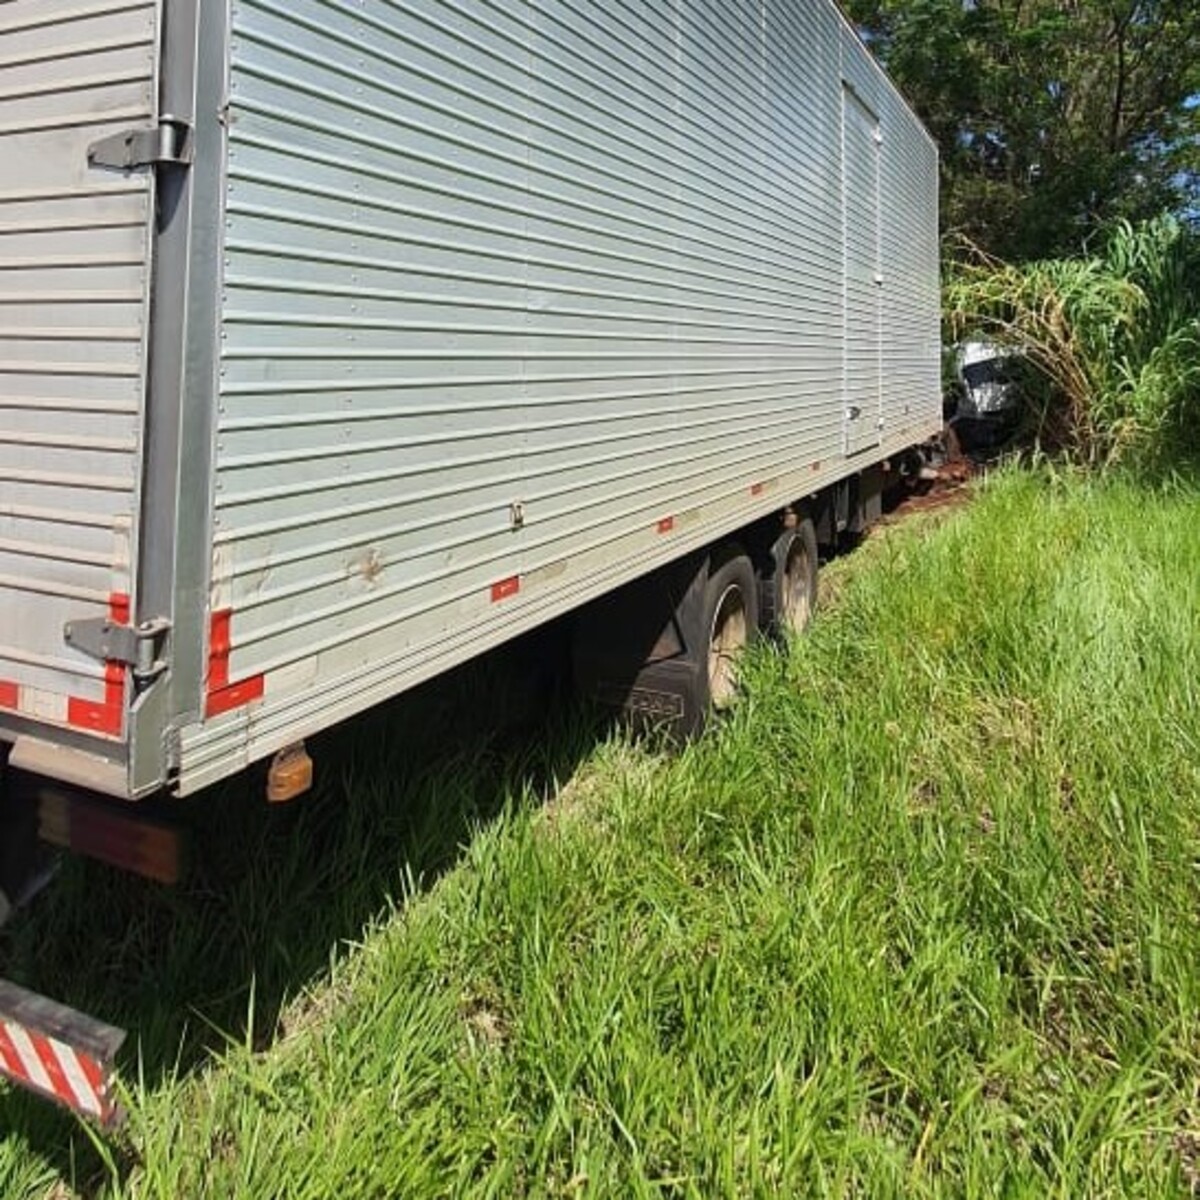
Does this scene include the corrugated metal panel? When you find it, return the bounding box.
[181,0,940,789]
[0,0,157,735]
[878,82,941,446]
[841,82,882,456]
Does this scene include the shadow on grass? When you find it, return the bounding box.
[0,615,599,1182]
[1,480,961,1186]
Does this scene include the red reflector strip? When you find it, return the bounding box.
[0,978,125,1127]
[0,680,17,710]
[656,516,675,534]
[208,608,232,690]
[490,575,521,603]
[205,608,264,718]
[67,663,124,736]
[66,592,130,737]
[206,675,265,718]
[750,482,765,496]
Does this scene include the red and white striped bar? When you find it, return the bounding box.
[0,978,126,1126]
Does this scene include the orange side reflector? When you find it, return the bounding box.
[266,742,313,804]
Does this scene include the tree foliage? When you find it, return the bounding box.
[846,0,1200,260]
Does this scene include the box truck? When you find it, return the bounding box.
[0,0,940,1121]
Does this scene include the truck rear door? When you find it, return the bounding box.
[0,1,160,749]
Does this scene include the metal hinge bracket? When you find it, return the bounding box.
[87,115,193,171]
[64,617,171,684]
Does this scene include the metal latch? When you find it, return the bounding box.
[87,115,193,171]
[64,617,171,684]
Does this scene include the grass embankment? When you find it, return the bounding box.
[3,468,1199,1197]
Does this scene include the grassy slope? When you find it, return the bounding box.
[3,468,1198,1197]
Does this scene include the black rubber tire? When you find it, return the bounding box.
[700,546,759,711]
[758,518,818,638]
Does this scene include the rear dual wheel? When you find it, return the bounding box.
[759,518,818,638]
[572,529,812,737]
[701,547,759,711]
[700,522,818,714]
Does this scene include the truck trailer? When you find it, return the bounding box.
[0,0,940,1122]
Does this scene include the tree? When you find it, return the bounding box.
[846,0,1200,260]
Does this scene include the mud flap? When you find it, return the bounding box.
[571,551,711,739]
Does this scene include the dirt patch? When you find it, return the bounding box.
[1176,1125,1200,1195]
[879,440,980,527]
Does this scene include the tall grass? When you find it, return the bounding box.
[3,468,1197,1197]
[946,217,1200,468]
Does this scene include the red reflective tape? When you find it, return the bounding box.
[656,516,675,534]
[0,680,17,710]
[208,608,232,690]
[68,662,125,735]
[0,1023,107,1121]
[30,1033,76,1110]
[108,592,130,625]
[750,482,765,496]
[66,593,129,736]
[75,1045,105,1095]
[204,609,262,717]
[0,1024,20,1077]
[490,575,520,603]
[0,982,124,1126]
[206,675,264,718]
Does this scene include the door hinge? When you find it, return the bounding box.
[64,617,171,684]
[87,115,193,171]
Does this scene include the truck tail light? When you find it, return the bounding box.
[38,790,183,885]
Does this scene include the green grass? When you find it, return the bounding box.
[3,467,1199,1197]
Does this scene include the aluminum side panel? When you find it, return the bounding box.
[0,0,159,742]
[841,83,882,457]
[179,0,940,790]
[878,82,941,447]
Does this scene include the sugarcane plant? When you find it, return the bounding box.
[945,216,1200,469]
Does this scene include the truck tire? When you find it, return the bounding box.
[702,547,758,709]
[758,519,818,637]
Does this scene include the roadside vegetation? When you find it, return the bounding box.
[4,2,1196,1190]
[945,216,1200,468]
[3,465,1197,1197]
